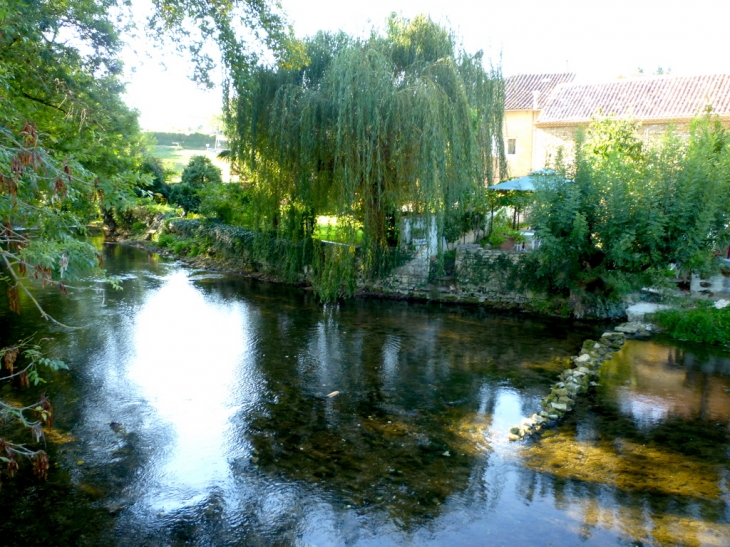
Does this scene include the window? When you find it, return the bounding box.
[507,138,516,155]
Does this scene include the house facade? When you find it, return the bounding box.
[503,73,575,177]
[504,73,730,175]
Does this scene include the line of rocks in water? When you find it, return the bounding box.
[508,323,651,442]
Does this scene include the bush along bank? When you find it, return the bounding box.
[508,327,633,442]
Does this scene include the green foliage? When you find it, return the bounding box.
[484,210,524,247]
[168,156,224,213]
[311,241,357,301]
[139,157,173,201]
[157,233,206,257]
[113,199,180,234]
[168,183,202,213]
[313,216,364,244]
[0,337,67,483]
[197,183,252,225]
[654,305,730,345]
[165,219,313,283]
[529,115,730,313]
[0,0,301,487]
[228,15,506,271]
[181,155,223,186]
[146,0,305,89]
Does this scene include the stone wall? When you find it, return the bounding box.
[453,245,539,305]
[366,243,544,308]
[163,219,543,309]
[691,273,730,298]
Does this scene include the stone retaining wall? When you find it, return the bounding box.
[691,273,730,298]
[454,245,537,305]
[367,243,544,308]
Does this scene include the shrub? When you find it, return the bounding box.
[484,210,524,247]
[139,156,173,200]
[529,115,730,313]
[197,183,252,225]
[654,305,730,345]
[181,155,222,186]
[168,182,201,213]
[168,156,224,213]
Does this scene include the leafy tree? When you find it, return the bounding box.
[181,155,223,186]
[528,115,730,316]
[146,0,306,89]
[0,0,144,485]
[0,0,299,485]
[228,15,506,271]
[168,155,223,212]
[198,182,253,225]
[139,156,173,201]
[168,183,200,213]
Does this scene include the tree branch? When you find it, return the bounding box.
[20,91,70,116]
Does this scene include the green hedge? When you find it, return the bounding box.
[149,132,216,149]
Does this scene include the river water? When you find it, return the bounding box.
[0,240,728,547]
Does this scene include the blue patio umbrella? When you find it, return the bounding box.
[486,170,562,232]
[488,170,564,192]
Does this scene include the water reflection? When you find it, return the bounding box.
[128,272,257,512]
[521,340,730,547]
[1,243,729,546]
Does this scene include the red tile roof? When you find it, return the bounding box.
[536,74,730,126]
[505,73,576,110]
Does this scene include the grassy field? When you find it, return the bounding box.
[313,216,363,243]
[152,145,232,182]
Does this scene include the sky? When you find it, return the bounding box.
[123,0,730,132]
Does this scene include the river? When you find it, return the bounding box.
[0,239,728,546]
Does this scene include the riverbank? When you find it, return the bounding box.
[111,211,725,330]
[112,216,575,318]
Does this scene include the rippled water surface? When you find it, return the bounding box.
[1,241,729,547]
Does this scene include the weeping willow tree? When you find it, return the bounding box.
[227,15,507,272]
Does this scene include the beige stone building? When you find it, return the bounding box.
[504,73,730,176]
[503,73,575,177]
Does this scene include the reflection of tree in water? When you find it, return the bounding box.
[517,372,730,547]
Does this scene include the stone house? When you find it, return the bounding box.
[525,73,730,172]
[503,73,576,177]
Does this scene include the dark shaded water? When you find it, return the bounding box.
[1,241,729,546]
